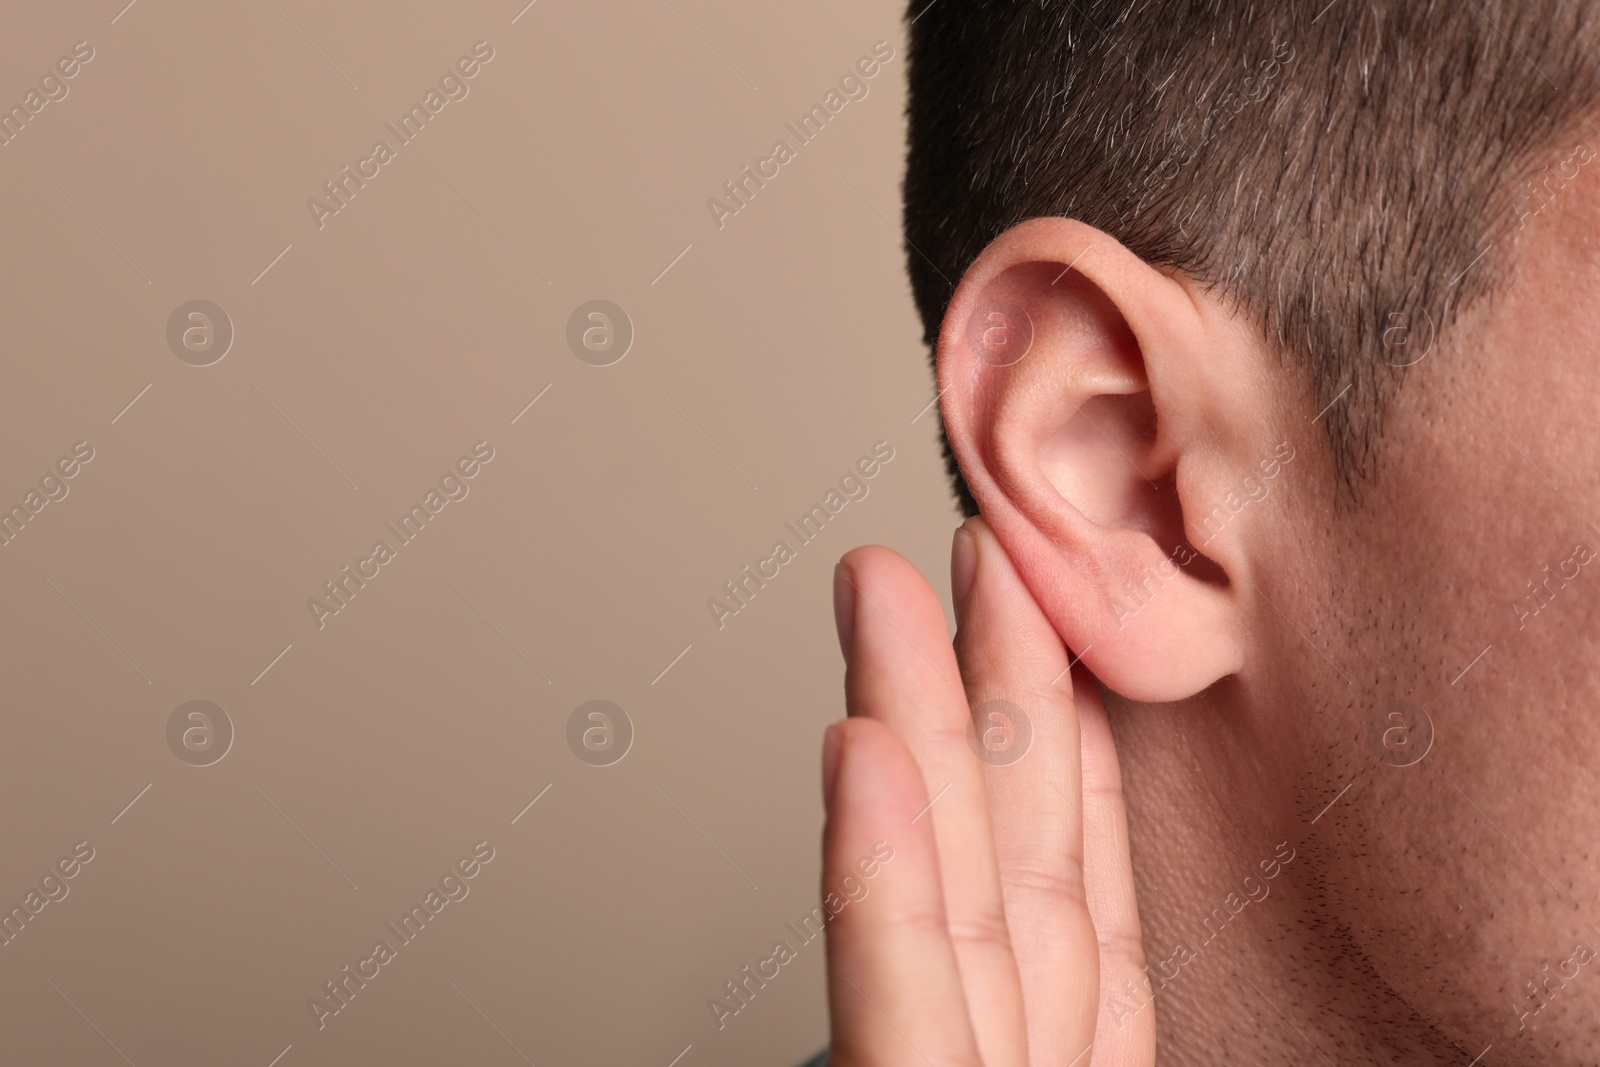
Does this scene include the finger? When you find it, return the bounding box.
[1075,667,1157,1066]
[835,547,1028,1066]
[823,716,989,1067]
[953,517,1100,1065]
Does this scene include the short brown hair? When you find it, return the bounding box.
[903,0,1600,514]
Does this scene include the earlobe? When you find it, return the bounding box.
[937,217,1253,703]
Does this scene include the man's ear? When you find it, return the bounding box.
[938,217,1287,703]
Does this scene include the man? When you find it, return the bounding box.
[814,1,1600,1064]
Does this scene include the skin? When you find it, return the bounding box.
[821,168,1600,1064]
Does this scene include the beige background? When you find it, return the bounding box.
[0,1,961,1064]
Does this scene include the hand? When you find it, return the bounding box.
[821,517,1155,1066]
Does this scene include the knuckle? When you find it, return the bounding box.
[1098,922,1149,970]
[863,902,955,943]
[942,904,1014,953]
[998,857,1088,910]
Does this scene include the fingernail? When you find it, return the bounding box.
[822,722,843,808]
[833,561,856,658]
[951,523,977,622]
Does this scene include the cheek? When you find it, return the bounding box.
[1288,283,1600,1038]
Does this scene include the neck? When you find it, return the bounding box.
[1106,687,1464,1066]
